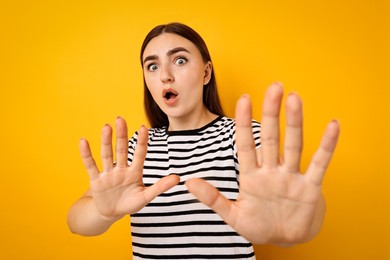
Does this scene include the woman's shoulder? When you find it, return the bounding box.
[147,126,167,136]
[217,116,260,130]
[128,126,167,145]
[219,116,235,125]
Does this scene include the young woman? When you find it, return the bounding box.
[67,22,340,259]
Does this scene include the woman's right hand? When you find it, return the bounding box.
[79,117,180,219]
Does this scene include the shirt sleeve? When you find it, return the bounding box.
[127,131,139,165]
[232,119,261,159]
[252,119,261,149]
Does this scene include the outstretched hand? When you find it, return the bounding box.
[186,83,340,245]
[79,117,180,219]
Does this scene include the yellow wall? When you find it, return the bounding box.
[1,0,389,259]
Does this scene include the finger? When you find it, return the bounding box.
[143,175,180,204]
[131,125,149,173]
[283,93,303,173]
[261,82,283,168]
[306,120,340,185]
[256,147,263,167]
[235,94,258,173]
[79,138,99,181]
[101,124,114,171]
[115,116,129,167]
[186,178,233,223]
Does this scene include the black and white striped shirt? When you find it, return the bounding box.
[128,116,261,259]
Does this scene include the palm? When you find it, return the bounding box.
[80,118,179,218]
[186,83,340,244]
[234,167,322,244]
[89,167,148,217]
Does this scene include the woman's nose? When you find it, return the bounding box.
[160,64,174,83]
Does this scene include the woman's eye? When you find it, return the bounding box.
[147,64,158,71]
[175,57,187,65]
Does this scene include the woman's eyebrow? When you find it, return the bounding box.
[167,47,190,57]
[143,47,190,65]
[143,55,158,65]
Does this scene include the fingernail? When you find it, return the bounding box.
[273,81,283,87]
[287,92,299,99]
[331,119,340,125]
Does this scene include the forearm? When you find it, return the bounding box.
[67,196,122,236]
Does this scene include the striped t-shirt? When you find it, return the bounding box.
[128,116,261,259]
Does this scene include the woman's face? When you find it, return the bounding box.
[142,33,212,125]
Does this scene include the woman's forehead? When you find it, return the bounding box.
[143,33,198,57]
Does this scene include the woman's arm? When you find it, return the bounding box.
[186,83,340,245]
[67,190,123,236]
[67,118,179,236]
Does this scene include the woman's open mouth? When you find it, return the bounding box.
[162,88,179,105]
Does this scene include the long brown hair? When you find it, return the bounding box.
[140,22,225,128]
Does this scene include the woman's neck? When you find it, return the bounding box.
[167,108,218,131]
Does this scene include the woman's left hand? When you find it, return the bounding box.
[186,82,340,245]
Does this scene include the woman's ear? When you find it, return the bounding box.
[203,61,212,85]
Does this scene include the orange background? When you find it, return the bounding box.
[1,0,389,259]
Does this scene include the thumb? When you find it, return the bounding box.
[186,178,233,221]
[143,174,180,204]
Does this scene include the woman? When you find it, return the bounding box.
[67,22,340,259]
